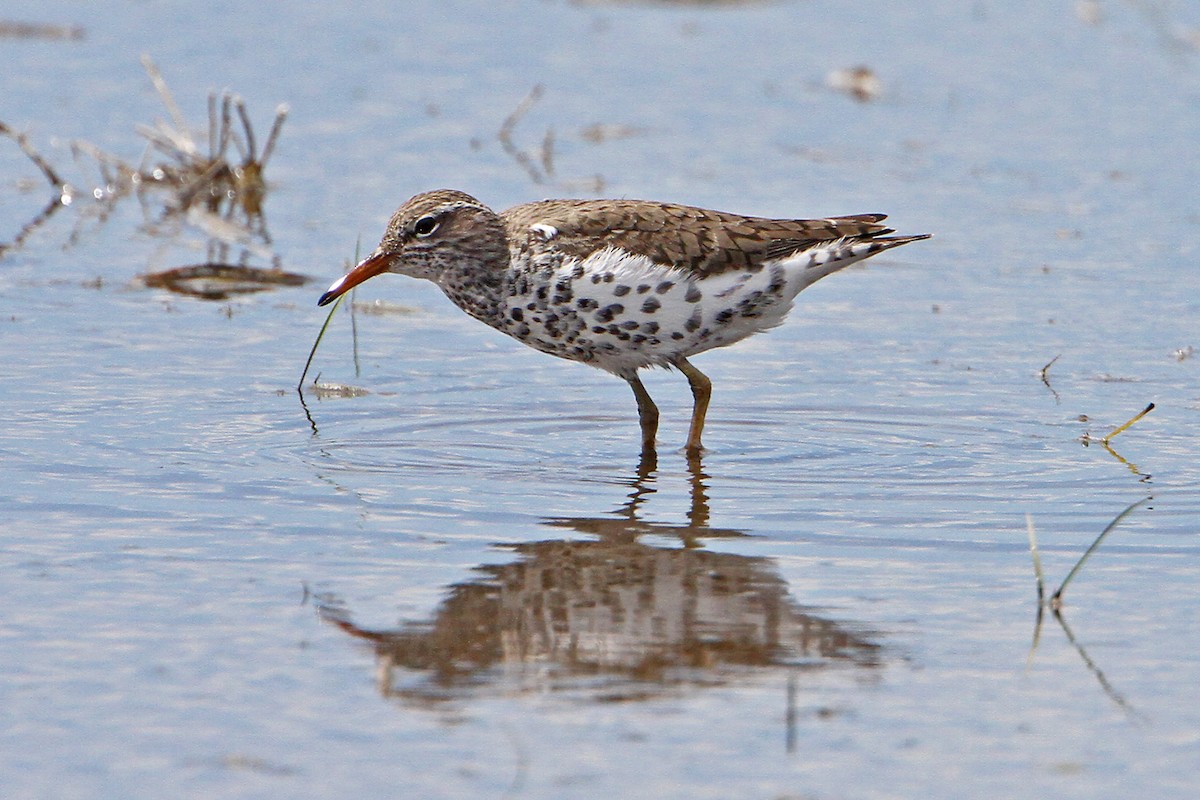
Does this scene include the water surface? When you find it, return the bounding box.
[3,1,1199,798]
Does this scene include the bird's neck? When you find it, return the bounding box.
[435,256,509,329]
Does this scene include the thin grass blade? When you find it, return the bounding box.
[1052,496,1152,604]
[297,292,346,391]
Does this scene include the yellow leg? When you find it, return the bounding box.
[626,372,659,454]
[674,356,712,454]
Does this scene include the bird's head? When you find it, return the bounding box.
[317,190,506,306]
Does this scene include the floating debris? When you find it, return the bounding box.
[307,380,371,399]
[1074,0,1102,26]
[140,263,308,300]
[0,20,85,40]
[351,299,420,316]
[579,123,646,144]
[826,65,882,102]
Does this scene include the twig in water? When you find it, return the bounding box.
[499,85,548,185]
[1102,402,1154,445]
[1039,354,1061,403]
[1079,403,1156,480]
[0,121,68,191]
[140,54,189,138]
[0,122,73,256]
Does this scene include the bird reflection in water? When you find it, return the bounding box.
[315,453,883,705]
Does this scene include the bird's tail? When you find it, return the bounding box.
[801,231,932,285]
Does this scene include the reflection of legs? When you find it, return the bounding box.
[684,447,709,531]
[674,356,712,453]
[625,372,659,454]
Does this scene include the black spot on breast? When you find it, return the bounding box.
[685,284,702,303]
[641,297,661,314]
[613,285,631,297]
[637,284,651,294]
[553,280,574,304]
[510,307,524,321]
[577,298,598,311]
[595,303,625,323]
[671,332,685,340]
[644,321,660,334]
[621,320,639,330]
[685,310,701,332]
[715,308,734,324]
[656,281,675,294]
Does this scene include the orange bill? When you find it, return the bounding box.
[317,251,391,306]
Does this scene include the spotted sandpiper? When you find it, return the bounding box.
[318,190,930,454]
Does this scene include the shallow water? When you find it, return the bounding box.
[3,1,1199,798]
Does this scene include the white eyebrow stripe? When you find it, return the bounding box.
[530,223,558,239]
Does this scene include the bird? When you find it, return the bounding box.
[318,190,930,455]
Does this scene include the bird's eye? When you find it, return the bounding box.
[413,216,440,237]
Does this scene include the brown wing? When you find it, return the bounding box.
[503,198,895,277]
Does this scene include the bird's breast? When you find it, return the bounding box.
[487,247,801,373]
